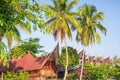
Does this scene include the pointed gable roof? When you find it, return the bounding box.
[8,43,59,72]
[96,57,102,63]
[89,56,96,63]
[103,57,109,63]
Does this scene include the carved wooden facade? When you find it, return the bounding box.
[0,43,59,80]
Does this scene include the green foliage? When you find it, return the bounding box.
[84,62,113,80]
[43,0,81,42]
[40,51,49,57]
[67,72,77,80]
[109,56,120,80]
[4,71,28,80]
[11,38,44,58]
[0,42,7,53]
[113,65,120,80]
[11,46,25,58]
[0,53,9,67]
[0,0,44,36]
[0,0,44,53]
[0,42,9,67]
[58,47,79,68]
[76,4,107,46]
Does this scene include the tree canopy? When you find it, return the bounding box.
[0,0,44,44]
[11,38,44,58]
[58,47,79,68]
[76,4,107,46]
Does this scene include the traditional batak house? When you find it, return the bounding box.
[0,43,59,80]
[77,50,110,66]
[68,50,110,78]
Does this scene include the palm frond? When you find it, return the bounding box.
[5,30,12,49]
[12,27,21,42]
[67,12,79,16]
[17,20,31,34]
[46,20,57,34]
[96,22,107,35]
[95,32,101,44]
[82,4,90,17]
[66,0,78,12]
[62,19,72,40]
[44,17,56,26]
[90,5,97,17]
[92,12,104,21]
[76,32,82,42]
[53,0,59,8]
[66,15,82,33]
[44,4,58,12]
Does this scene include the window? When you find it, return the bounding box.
[100,61,103,64]
[93,60,96,66]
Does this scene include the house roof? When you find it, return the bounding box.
[89,56,96,63]
[9,51,49,72]
[0,43,59,72]
[96,57,102,63]
[103,57,109,63]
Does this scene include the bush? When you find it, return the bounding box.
[4,71,28,80]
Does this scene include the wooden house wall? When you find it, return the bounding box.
[29,60,57,80]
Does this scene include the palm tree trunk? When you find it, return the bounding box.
[63,39,68,80]
[8,49,11,60]
[1,72,4,80]
[0,35,2,42]
[79,49,85,80]
[8,40,12,60]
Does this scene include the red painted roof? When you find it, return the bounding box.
[8,43,59,72]
[103,57,109,63]
[89,56,95,63]
[9,51,51,72]
[96,57,102,63]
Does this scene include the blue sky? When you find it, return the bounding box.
[20,0,120,57]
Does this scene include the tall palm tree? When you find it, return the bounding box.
[43,0,81,79]
[76,4,107,80]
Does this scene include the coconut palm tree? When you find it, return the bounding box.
[76,4,107,80]
[43,0,81,79]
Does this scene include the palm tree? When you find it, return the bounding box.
[43,0,81,79]
[76,4,107,80]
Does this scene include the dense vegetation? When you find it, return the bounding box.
[65,55,120,80]
[3,72,28,80]
[58,47,79,68]
[11,38,44,58]
[0,0,119,80]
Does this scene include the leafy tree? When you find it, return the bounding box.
[84,62,112,80]
[11,38,44,58]
[43,0,81,79]
[0,0,44,52]
[40,51,49,57]
[113,65,120,80]
[0,42,8,67]
[10,46,25,58]
[109,56,120,80]
[76,4,107,80]
[58,47,79,80]
[0,42,9,80]
[58,47,79,68]
[0,42,7,53]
